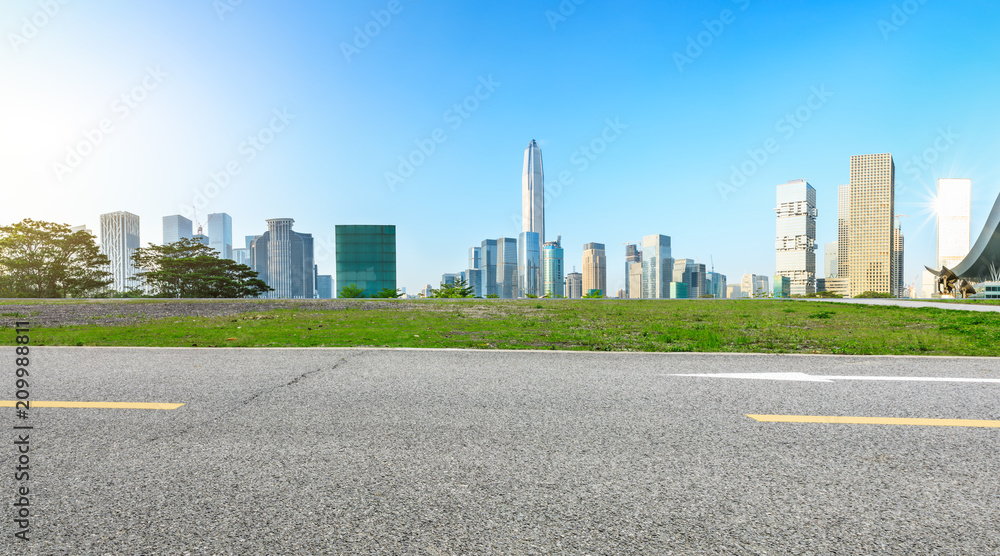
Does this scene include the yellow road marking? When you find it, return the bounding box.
[747,414,1000,428]
[1,401,184,410]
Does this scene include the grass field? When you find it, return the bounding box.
[16,299,1000,357]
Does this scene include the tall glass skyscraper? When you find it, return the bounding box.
[481,239,498,297]
[497,237,518,298]
[335,225,396,298]
[101,211,141,292]
[162,215,192,245]
[774,179,817,296]
[518,231,541,297]
[207,212,233,260]
[520,140,544,298]
[467,246,482,298]
[624,244,640,299]
[251,218,315,299]
[543,237,564,298]
[641,234,672,299]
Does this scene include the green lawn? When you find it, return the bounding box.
[21,299,1000,356]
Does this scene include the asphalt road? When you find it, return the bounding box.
[8,348,1000,554]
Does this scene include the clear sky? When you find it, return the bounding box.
[3,0,1000,294]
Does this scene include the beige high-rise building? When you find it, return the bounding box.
[848,153,895,297]
[936,178,971,269]
[582,242,606,295]
[837,183,850,279]
[628,261,643,299]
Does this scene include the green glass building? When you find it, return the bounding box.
[335,225,396,297]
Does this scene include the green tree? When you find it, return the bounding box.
[582,289,604,298]
[339,283,366,298]
[371,287,402,298]
[132,238,271,298]
[0,219,111,298]
[855,291,893,298]
[431,278,474,298]
[486,293,499,298]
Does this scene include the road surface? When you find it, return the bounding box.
[8,348,999,554]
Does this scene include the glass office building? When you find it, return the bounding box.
[642,234,672,299]
[518,231,541,298]
[497,237,518,298]
[250,218,315,299]
[480,240,497,297]
[162,215,192,245]
[543,238,564,298]
[468,246,482,297]
[335,225,396,298]
[208,212,233,260]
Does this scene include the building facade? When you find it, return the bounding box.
[837,183,850,285]
[848,154,896,297]
[207,212,233,260]
[518,231,541,297]
[774,179,817,295]
[673,259,706,299]
[582,242,606,296]
[937,178,972,269]
[824,242,838,279]
[892,222,904,297]
[334,225,395,298]
[624,244,640,299]
[566,271,583,299]
[497,237,518,298]
[628,262,643,299]
[641,234,672,299]
[316,275,333,299]
[100,211,141,292]
[162,215,192,245]
[480,240,498,297]
[706,271,726,299]
[543,237,564,298]
[467,246,482,298]
[251,218,315,299]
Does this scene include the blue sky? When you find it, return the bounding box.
[3,0,999,294]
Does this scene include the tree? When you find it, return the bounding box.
[486,293,499,298]
[582,289,604,298]
[430,278,475,298]
[0,219,111,298]
[855,291,893,298]
[371,287,402,298]
[339,283,366,298]
[131,238,271,298]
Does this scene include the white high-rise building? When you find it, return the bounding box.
[641,234,672,299]
[774,179,817,296]
[936,178,972,270]
[519,140,544,297]
[100,211,141,292]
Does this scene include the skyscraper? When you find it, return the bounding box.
[848,153,895,297]
[624,244,640,299]
[520,140,544,298]
[582,242,606,295]
[100,211,140,292]
[497,237,518,298]
[892,222,904,297]
[543,236,564,298]
[628,262,643,299]
[774,179,817,296]
[251,218,315,299]
[162,215,192,245]
[824,242,838,279]
[481,239,498,297]
[705,272,727,299]
[468,246,482,298]
[208,212,233,260]
[641,234,672,299]
[936,178,972,269]
[566,271,583,299]
[316,275,333,299]
[518,231,541,297]
[334,225,395,298]
[673,259,706,299]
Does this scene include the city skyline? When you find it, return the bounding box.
[4,2,999,295]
